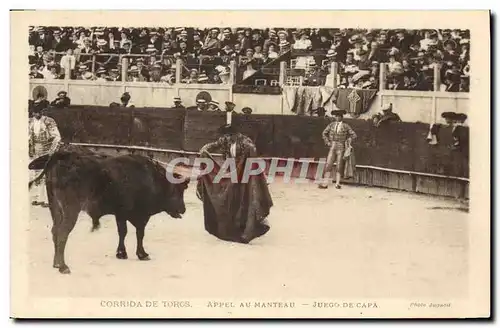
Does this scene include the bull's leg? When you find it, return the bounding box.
[54,208,79,274]
[51,225,58,268]
[115,218,128,259]
[47,184,63,269]
[132,217,150,261]
[135,226,150,261]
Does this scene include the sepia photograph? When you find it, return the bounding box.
[10,10,490,319]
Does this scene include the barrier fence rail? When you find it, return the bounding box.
[32,52,466,93]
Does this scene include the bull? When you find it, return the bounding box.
[28,150,189,274]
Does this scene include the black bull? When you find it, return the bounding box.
[28,150,189,274]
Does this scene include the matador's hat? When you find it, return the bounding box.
[218,124,236,135]
[331,109,347,116]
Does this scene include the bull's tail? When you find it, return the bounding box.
[28,151,74,189]
[28,154,52,189]
[91,217,101,232]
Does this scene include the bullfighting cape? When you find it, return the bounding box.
[196,153,273,244]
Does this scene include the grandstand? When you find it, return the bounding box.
[29,26,470,92]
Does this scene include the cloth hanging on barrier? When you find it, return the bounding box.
[334,88,378,117]
[319,86,336,112]
[343,145,356,179]
[282,86,336,115]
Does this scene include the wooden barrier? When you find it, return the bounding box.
[45,106,469,198]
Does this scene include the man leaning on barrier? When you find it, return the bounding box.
[319,109,357,190]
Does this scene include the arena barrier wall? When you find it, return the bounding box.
[44,106,469,199]
[30,78,469,124]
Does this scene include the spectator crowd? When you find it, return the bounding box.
[28,26,470,92]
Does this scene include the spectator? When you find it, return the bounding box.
[27,26,470,91]
[387,50,402,74]
[51,91,71,108]
[372,103,401,127]
[44,63,61,80]
[182,69,198,84]
[263,30,278,51]
[208,100,220,111]
[198,74,209,84]
[459,75,469,92]
[219,68,231,84]
[172,97,185,109]
[59,48,76,78]
[107,68,121,82]
[242,107,253,115]
[443,68,461,92]
[120,92,134,108]
[203,28,221,55]
[120,31,132,49]
[29,64,44,79]
[267,43,279,59]
[127,66,146,82]
[79,37,94,56]
[95,68,108,82]
[242,59,257,80]
[51,29,66,52]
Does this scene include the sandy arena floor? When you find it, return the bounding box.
[28,180,469,299]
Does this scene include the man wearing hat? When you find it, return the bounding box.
[241,107,253,115]
[187,99,208,111]
[372,103,401,127]
[29,64,44,79]
[319,109,357,189]
[208,100,221,111]
[95,67,109,82]
[440,112,467,151]
[392,29,411,53]
[197,123,272,244]
[172,97,185,109]
[224,101,236,113]
[250,29,264,49]
[263,29,279,51]
[135,58,150,81]
[51,29,66,52]
[107,68,121,82]
[220,28,234,48]
[198,73,210,84]
[443,66,461,92]
[453,113,468,151]
[125,65,139,82]
[237,30,251,51]
[203,28,221,55]
[120,92,135,108]
[50,90,71,108]
[29,102,62,207]
[441,111,457,126]
[35,27,51,51]
[79,37,95,55]
[459,74,469,92]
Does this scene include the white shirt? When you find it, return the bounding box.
[293,39,312,50]
[335,122,343,134]
[419,38,432,51]
[230,143,237,158]
[33,119,43,136]
[60,55,76,71]
[268,51,278,59]
[242,69,256,80]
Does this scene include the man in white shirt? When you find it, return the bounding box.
[29,103,62,207]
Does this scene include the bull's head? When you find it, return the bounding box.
[164,172,189,219]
